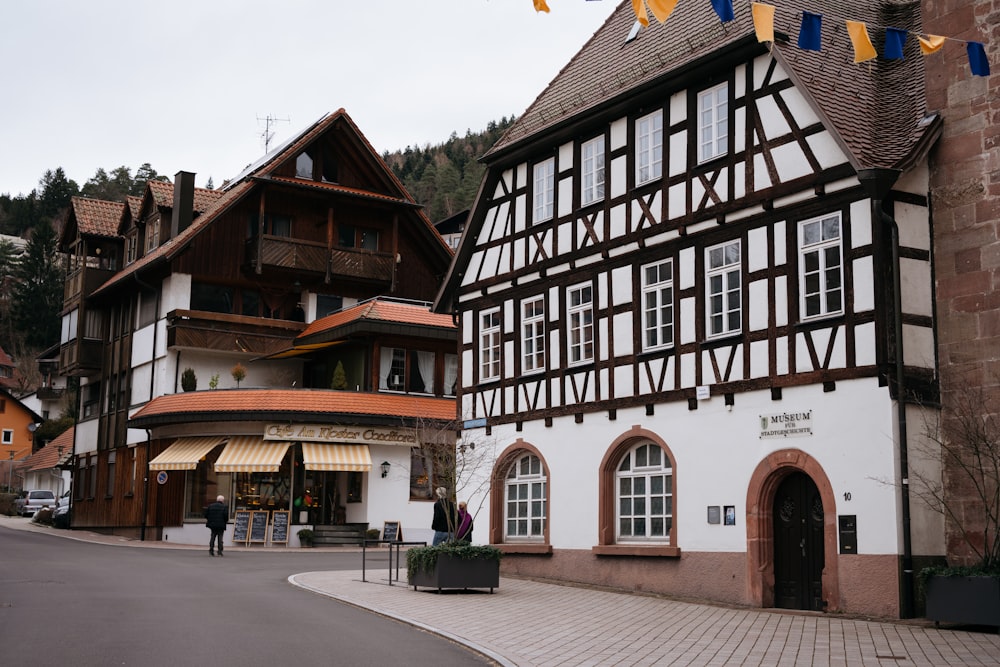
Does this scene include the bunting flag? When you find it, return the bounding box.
[967,41,991,76]
[752,2,775,43]
[918,35,946,55]
[532,1,993,79]
[884,28,908,60]
[711,0,734,23]
[845,21,877,63]
[798,12,823,52]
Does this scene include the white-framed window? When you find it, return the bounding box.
[567,283,594,364]
[505,454,547,541]
[522,296,546,373]
[799,213,844,319]
[581,136,605,206]
[642,259,674,350]
[706,240,741,337]
[698,82,728,162]
[479,308,502,381]
[533,158,555,223]
[1,429,12,445]
[617,442,673,543]
[636,111,663,184]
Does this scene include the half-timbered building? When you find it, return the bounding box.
[436,1,943,617]
[59,110,457,546]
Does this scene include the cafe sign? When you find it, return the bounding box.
[759,410,813,439]
[264,423,418,446]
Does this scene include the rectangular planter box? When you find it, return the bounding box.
[408,553,500,593]
[926,575,1000,627]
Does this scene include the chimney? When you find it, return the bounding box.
[170,171,196,238]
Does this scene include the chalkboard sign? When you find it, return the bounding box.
[232,510,251,544]
[249,510,269,544]
[381,520,401,542]
[270,510,290,544]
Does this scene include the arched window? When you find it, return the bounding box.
[504,453,547,541]
[616,442,672,543]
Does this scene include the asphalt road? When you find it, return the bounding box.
[0,526,493,666]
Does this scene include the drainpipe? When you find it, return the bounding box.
[141,429,151,542]
[858,167,913,619]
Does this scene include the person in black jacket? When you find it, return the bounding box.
[431,487,457,545]
[204,495,229,557]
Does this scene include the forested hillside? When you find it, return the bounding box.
[383,116,514,222]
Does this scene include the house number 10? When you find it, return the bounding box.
[843,492,852,501]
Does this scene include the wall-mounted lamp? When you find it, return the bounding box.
[380,461,390,478]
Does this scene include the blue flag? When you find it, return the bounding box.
[884,28,908,60]
[967,41,990,76]
[711,0,734,22]
[798,12,822,52]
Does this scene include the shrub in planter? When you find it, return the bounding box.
[181,367,197,392]
[407,541,501,592]
[913,383,1000,625]
[297,529,315,547]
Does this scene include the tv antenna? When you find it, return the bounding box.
[258,114,290,153]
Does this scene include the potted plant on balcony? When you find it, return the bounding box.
[231,363,247,388]
[915,383,1000,626]
[181,367,197,392]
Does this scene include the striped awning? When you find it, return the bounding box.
[149,436,227,471]
[214,437,292,473]
[301,442,372,472]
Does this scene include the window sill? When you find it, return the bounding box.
[591,545,681,558]
[497,543,553,555]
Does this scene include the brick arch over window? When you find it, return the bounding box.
[745,449,840,611]
[490,439,552,554]
[594,425,679,557]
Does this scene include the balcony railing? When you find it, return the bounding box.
[167,309,305,356]
[64,266,117,306]
[247,236,394,284]
[58,339,103,376]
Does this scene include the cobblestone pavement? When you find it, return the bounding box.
[6,515,1000,666]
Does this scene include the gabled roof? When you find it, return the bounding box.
[0,387,43,423]
[62,197,126,246]
[128,389,456,428]
[488,0,935,171]
[94,109,450,297]
[23,427,74,472]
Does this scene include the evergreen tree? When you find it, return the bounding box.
[38,168,79,220]
[10,221,63,349]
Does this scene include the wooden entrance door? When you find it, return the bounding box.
[773,471,825,610]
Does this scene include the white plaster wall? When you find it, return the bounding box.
[74,418,100,455]
[462,377,901,556]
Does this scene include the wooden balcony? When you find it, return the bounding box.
[167,309,305,356]
[59,338,103,376]
[64,267,117,307]
[246,236,394,285]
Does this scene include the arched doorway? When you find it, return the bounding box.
[745,449,839,611]
[773,471,825,610]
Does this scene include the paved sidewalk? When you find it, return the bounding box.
[6,515,1000,666]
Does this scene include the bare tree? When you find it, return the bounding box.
[909,382,1000,570]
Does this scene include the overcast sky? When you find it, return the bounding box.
[0,1,615,197]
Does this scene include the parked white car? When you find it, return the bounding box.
[21,490,57,517]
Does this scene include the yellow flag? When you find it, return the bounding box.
[632,0,650,27]
[846,21,877,63]
[533,0,550,12]
[751,3,775,43]
[918,34,946,55]
[646,0,679,23]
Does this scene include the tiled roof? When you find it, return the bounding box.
[298,299,456,339]
[489,0,932,170]
[23,427,74,472]
[92,181,255,296]
[269,176,420,207]
[129,389,457,427]
[147,179,224,213]
[70,197,125,238]
[126,195,143,219]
